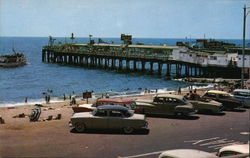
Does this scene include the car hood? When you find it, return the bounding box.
[71,112,93,119]
[135,101,155,107]
[130,114,146,120]
[135,99,154,103]
[78,104,94,109]
[190,100,222,107]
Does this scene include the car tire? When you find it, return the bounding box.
[123,126,134,134]
[75,122,86,133]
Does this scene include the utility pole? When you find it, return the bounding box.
[241,5,250,88]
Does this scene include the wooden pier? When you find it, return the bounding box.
[42,43,242,78]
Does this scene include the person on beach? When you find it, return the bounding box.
[63,94,66,101]
[45,95,48,103]
[184,93,189,99]
[189,90,195,100]
[178,87,181,95]
[48,95,50,103]
[25,97,28,103]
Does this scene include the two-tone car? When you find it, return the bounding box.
[135,94,196,117]
[70,105,148,134]
[231,89,250,108]
[201,90,242,110]
[189,98,223,114]
[72,98,143,113]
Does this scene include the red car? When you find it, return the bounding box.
[72,98,143,114]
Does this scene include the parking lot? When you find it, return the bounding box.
[0,107,248,158]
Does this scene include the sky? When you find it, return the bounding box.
[0,0,250,39]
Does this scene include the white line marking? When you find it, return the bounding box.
[207,141,241,148]
[199,139,234,146]
[240,132,250,135]
[212,142,243,150]
[184,137,220,145]
[118,150,166,158]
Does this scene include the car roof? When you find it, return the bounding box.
[159,149,218,158]
[207,90,229,95]
[156,94,184,99]
[97,105,128,111]
[233,89,250,93]
[219,144,249,154]
[97,98,134,104]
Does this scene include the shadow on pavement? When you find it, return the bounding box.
[146,114,200,120]
[196,111,226,116]
[224,109,246,112]
[70,128,150,135]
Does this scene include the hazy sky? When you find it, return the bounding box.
[0,0,249,39]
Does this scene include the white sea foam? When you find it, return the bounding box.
[0,84,214,107]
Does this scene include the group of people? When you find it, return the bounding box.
[184,89,200,100]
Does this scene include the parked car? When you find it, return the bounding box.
[72,98,143,113]
[201,90,242,110]
[158,149,218,158]
[135,94,196,116]
[189,99,223,114]
[231,89,250,108]
[69,105,148,133]
[217,144,249,157]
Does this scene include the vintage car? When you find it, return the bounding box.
[72,98,143,113]
[158,149,218,158]
[135,94,196,116]
[201,90,242,110]
[70,105,148,133]
[189,99,223,114]
[231,89,250,108]
[217,144,249,157]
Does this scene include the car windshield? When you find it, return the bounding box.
[92,109,107,116]
[233,91,250,97]
[218,94,231,98]
[129,102,136,109]
[182,97,189,103]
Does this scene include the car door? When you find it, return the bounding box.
[91,109,109,129]
[153,97,166,114]
[165,97,177,115]
[107,110,124,129]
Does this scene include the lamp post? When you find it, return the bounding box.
[241,5,250,88]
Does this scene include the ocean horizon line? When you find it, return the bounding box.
[0,36,247,41]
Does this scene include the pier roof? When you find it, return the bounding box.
[74,43,179,49]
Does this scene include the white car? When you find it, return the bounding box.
[217,144,249,157]
[158,149,218,158]
[70,105,148,134]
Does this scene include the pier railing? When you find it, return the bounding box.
[43,47,173,62]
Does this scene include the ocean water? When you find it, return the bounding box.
[0,37,246,107]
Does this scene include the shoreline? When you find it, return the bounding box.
[0,82,215,108]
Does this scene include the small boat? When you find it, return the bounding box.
[0,49,26,68]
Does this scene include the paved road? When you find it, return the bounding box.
[1,109,249,158]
